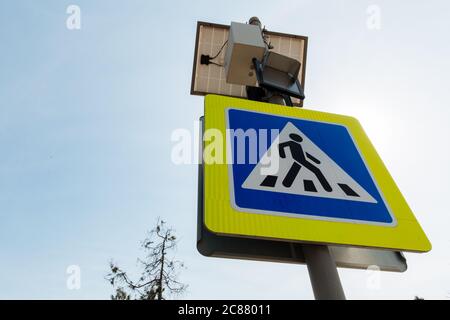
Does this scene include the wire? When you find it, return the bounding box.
[208,61,223,67]
[210,40,228,60]
[200,40,227,67]
[200,54,223,67]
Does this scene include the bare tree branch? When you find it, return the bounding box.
[105,218,187,300]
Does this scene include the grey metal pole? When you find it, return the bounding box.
[267,95,346,300]
[303,244,346,300]
[250,16,346,301]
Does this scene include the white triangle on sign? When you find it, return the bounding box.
[242,122,377,204]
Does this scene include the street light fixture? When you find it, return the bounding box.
[252,51,305,106]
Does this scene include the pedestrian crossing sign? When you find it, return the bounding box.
[203,95,431,253]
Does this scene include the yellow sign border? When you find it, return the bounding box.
[203,95,431,253]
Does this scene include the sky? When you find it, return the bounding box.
[0,0,449,299]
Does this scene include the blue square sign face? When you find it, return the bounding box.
[227,108,395,226]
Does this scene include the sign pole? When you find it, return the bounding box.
[267,90,346,301]
[303,244,346,300]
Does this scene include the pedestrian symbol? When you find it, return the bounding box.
[242,122,377,204]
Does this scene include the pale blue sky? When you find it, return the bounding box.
[0,0,449,299]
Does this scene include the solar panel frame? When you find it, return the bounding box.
[191,21,308,106]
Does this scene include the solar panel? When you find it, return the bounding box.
[191,21,308,106]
